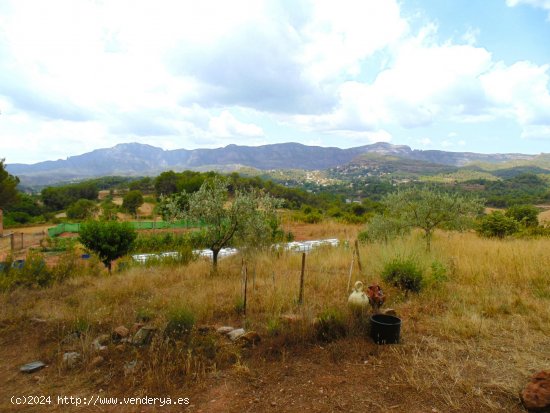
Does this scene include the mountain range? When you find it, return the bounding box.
[6,142,545,185]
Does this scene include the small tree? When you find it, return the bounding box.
[78,221,136,272]
[67,199,98,220]
[122,190,144,217]
[505,205,539,228]
[160,176,282,268]
[363,187,482,250]
[100,199,118,221]
[477,211,519,238]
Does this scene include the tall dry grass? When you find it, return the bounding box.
[1,228,549,409]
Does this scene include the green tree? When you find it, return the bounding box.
[122,190,144,216]
[505,204,539,228]
[0,159,20,210]
[477,211,519,238]
[154,171,179,196]
[66,199,98,220]
[100,199,118,221]
[160,176,282,268]
[363,187,482,250]
[78,221,136,272]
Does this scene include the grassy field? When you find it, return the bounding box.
[1,224,549,412]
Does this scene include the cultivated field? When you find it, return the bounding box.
[1,225,549,412]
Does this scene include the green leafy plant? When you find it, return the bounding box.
[165,306,195,339]
[382,257,424,293]
[477,211,519,238]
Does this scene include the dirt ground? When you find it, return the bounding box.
[0,318,527,413]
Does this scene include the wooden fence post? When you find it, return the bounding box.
[354,239,363,273]
[298,252,306,305]
[10,233,14,252]
[347,254,355,293]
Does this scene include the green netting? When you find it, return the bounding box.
[48,220,204,237]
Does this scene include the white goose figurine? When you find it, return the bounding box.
[348,281,369,310]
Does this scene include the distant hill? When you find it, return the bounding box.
[6,141,544,185]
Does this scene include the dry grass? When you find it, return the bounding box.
[1,225,549,411]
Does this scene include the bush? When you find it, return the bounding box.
[477,211,519,238]
[382,258,424,293]
[165,306,195,339]
[505,205,539,228]
[12,251,51,288]
[66,199,98,220]
[5,211,32,224]
[0,249,103,291]
[315,308,347,342]
[430,260,448,283]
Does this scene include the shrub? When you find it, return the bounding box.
[66,199,98,220]
[315,308,347,342]
[477,211,519,238]
[165,306,195,339]
[12,251,50,288]
[430,260,448,283]
[382,257,424,293]
[505,204,539,228]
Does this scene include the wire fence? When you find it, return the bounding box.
[0,231,48,255]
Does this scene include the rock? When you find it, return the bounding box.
[112,326,129,342]
[92,335,109,352]
[217,326,235,335]
[228,328,246,341]
[382,308,397,316]
[20,361,46,373]
[132,326,157,346]
[89,356,104,368]
[521,370,550,412]
[237,331,261,347]
[63,352,81,369]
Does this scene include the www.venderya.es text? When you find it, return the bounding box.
[11,395,190,407]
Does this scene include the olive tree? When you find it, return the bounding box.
[160,176,282,268]
[361,187,482,250]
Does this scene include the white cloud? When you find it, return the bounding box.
[208,111,264,139]
[506,0,550,18]
[480,61,550,125]
[0,0,549,162]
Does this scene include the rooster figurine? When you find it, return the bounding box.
[366,284,385,313]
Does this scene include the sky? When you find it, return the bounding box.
[1,0,550,164]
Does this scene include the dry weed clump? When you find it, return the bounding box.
[0,228,549,410]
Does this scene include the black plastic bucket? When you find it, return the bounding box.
[370,314,401,344]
